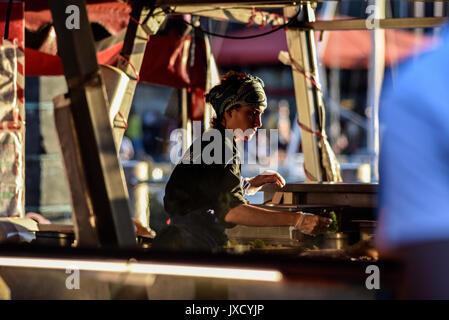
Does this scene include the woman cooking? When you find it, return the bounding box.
[152,71,331,251]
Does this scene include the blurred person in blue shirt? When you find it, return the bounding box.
[377,25,449,299]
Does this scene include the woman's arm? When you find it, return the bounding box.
[224,204,330,235]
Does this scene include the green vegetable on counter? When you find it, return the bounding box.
[225,239,240,248]
[326,211,338,234]
[250,239,266,249]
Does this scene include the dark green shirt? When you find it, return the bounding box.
[164,128,248,228]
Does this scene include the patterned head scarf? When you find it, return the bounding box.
[206,71,267,117]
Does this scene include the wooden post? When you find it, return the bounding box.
[48,0,136,247]
[284,4,324,182]
[53,95,100,247]
[181,88,192,154]
[203,33,220,131]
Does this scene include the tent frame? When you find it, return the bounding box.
[46,0,448,245]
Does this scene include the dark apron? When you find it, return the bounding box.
[151,208,227,252]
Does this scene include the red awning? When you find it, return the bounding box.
[321,28,436,69]
[15,2,437,89]
[25,41,124,76]
[212,27,436,69]
[15,2,207,90]
[24,1,130,35]
[212,28,287,66]
[0,0,24,48]
[24,34,206,89]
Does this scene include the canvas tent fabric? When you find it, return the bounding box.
[22,2,207,90]
[0,0,25,217]
[3,1,209,118]
[18,2,437,81]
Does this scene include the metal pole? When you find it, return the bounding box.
[434,1,444,38]
[413,1,425,62]
[367,0,385,182]
[285,4,324,181]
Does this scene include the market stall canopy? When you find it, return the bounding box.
[24,0,130,34]
[19,1,438,79]
[20,0,206,89]
[213,26,436,69]
[24,31,207,90]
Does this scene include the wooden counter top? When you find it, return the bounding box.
[263,182,378,194]
[262,182,378,209]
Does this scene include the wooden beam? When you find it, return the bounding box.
[157,0,299,7]
[48,0,136,247]
[171,6,287,27]
[157,0,449,7]
[301,16,447,31]
[113,3,166,148]
[167,3,447,30]
[53,95,100,247]
[203,33,217,131]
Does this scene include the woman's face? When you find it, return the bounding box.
[224,105,265,141]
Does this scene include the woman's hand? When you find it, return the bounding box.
[294,213,331,236]
[246,170,286,195]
